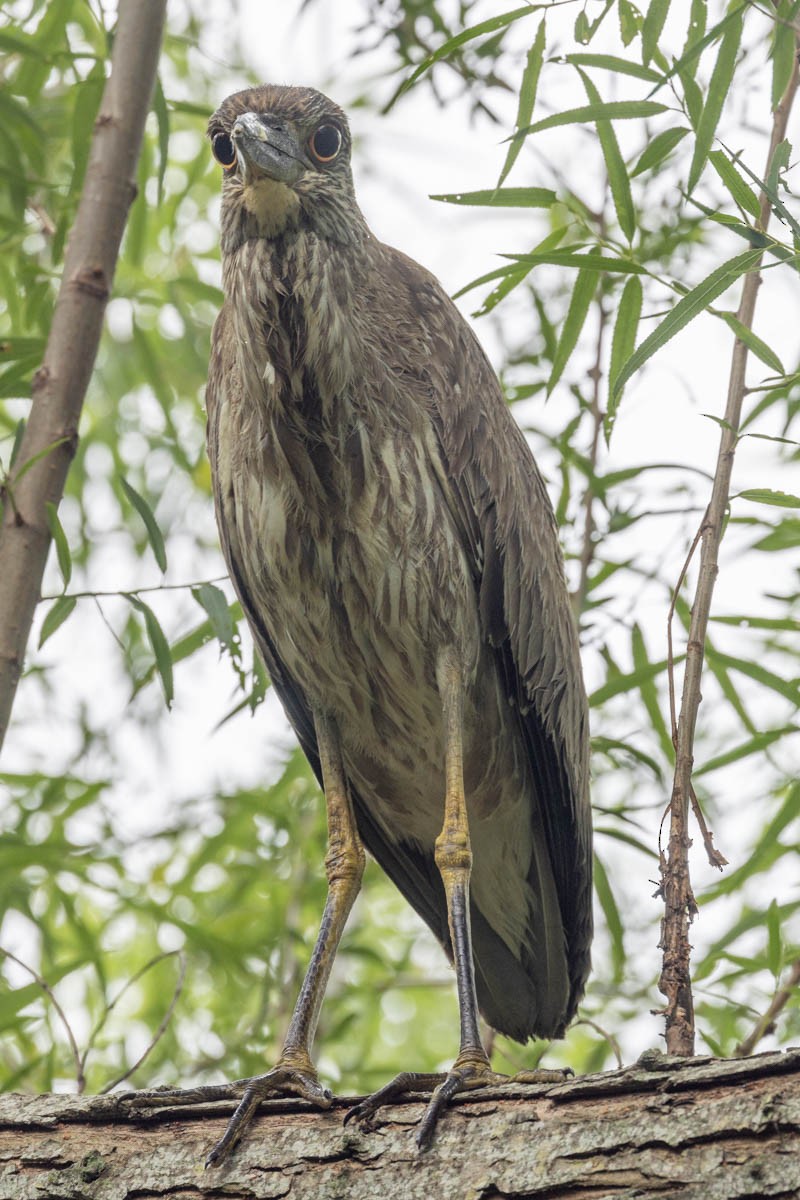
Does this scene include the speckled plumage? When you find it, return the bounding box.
[206,84,592,1041]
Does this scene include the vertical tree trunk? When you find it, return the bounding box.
[0,0,167,752]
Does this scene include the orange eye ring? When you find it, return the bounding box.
[212,132,237,171]
[309,124,342,164]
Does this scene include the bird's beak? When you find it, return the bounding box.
[232,112,305,186]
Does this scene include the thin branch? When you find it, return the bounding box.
[41,575,230,603]
[572,1017,624,1069]
[100,953,187,1094]
[0,0,167,755]
[0,945,85,1093]
[82,950,183,1073]
[658,51,800,1056]
[736,959,800,1057]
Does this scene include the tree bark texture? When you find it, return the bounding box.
[0,0,166,752]
[2,1050,799,1199]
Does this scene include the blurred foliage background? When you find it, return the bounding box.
[1,0,799,1099]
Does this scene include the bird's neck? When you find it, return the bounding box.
[223,227,375,410]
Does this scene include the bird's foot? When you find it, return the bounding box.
[204,1062,333,1167]
[121,1059,332,1167]
[344,1054,571,1149]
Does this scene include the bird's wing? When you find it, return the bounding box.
[388,248,593,1020]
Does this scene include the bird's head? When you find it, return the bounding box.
[208,84,365,253]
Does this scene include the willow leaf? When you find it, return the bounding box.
[498,21,546,187]
[613,247,764,397]
[687,9,744,192]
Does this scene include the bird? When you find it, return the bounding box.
[197,83,592,1162]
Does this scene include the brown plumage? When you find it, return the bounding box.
[201,83,591,1159]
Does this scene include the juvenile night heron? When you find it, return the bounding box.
[185,84,591,1161]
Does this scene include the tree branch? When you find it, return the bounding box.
[658,52,800,1055]
[0,0,167,754]
[736,959,800,1057]
[3,1051,800,1198]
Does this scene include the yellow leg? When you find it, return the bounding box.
[203,708,365,1164]
[127,710,365,1167]
[345,648,569,1147]
[433,648,486,1065]
[278,708,366,1073]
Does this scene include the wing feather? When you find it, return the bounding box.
[387,248,593,1019]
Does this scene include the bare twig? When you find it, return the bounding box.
[735,959,800,1057]
[82,950,183,1073]
[99,953,187,1093]
[658,53,800,1056]
[0,945,85,1092]
[0,0,167,754]
[573,1017,624,1069]
[40,576,229,603]
[665,523,729,871]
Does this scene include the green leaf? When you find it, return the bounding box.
[498,21,546,187]
[708,150,761,219]
[589,655,679,706]
[514,98,667,140]
[687,10,744,192]
[736,489,800,509]
[731,140,800,240]
[618,0,642,47]
[432,187,557,208]
[38,594,77,648]
[128,595,174,708]
[766,138,792,204]
[576,70,635,241]
[631,126,690,176]
[629,622,674,761]
[8,436,72,485]
[712,614,800,632]
[706,647,800,706]
[120,477,168,573]
[752,519,800,552]
[613,247,765,397]
[642,0,670,65]
[594,853,625,981]
[152,76,170,204]
[9,419,25,468]
[547,269,597,394]
[766,899,783,978]
[696,727,798,776]
[771,0,798,110]
[656,2,745,89]
[565,53,662,82]
[574,0,614,45]
[506,250,647,274]
[44,501,71,589]
[397,5,537,97]
[605,276,643,440]
[192,582,236,652]
[716,312,785,375]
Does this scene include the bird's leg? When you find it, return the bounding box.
[127,710,365,1167]
[344,650,570,1146]
[346,650,494,1144]
[204,709,365,1164]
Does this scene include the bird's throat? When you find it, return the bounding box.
[242,177,301,238]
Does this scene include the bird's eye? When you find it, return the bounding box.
[212,132,237,171]
[309,124,342,164]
